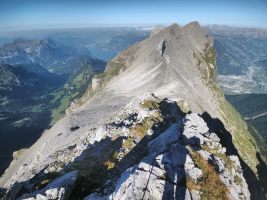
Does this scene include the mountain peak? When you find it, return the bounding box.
[169,22,181,29]
[150,25,166,37]
[184,21,201,29]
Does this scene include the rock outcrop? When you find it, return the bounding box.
[21,171,78,200]
[2,171,78,200]
[84,106,250,200]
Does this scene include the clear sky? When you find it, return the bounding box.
[0,0,266,31]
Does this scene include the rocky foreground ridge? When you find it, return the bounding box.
[2,95,250,199]
[0,22,266,199]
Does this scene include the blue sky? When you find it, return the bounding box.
[0,0,266,31]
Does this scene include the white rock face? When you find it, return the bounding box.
[85,112,250,200]
[91,76,101,91]
[21,171,78,200]
[2,171,78,200]
[148,123,181,154]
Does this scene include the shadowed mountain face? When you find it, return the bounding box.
[226,94,267,157]
[0,22,266,199]
[0,64,66,174]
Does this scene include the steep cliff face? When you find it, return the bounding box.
[0,22,265,199]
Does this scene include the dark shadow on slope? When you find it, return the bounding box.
[256,152,267,199]
[66,136,124,199]
[159,99,188,199]
[0,73,68,176]
[201,112,267,200]
[0,187,6,199]
[2,167,62,200]
[0,109,53,176]
[2,136,124,200]
[161,145,189,200]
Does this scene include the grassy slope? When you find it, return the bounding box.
[50,63,104,124]
[226,94,267,160]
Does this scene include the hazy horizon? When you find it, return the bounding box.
[0,0,266,32]
[1,23,267,38]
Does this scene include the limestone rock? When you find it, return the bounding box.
[85,112,250,200]
[148,123,181,154]
[19,171,78,200]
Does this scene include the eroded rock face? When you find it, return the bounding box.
[85,109,250,200]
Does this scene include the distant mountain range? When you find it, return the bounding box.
[0,27,150,62]
[0,39,94,75]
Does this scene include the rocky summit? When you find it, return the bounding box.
[0,22,265,199]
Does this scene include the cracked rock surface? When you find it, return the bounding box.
[85,109,250,200]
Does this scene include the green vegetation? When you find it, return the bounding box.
[104,160,116,169]
[113,151,119,160]
[131,115,162,139]
[226,94,267,158]
[141,99,160,110]
[193,42,217,86]
[189,150,229,200]
[226,94,267,118]
[219,100,260,171]
[50,65,99,124]
[122,137,135,150]
[12,148,27,160]
[234,175,243,185]
[90,57,127,92]
[131,119,153,138]
[80,46,138,105]
[202,145,234,171]
[247,125,267,162]
[186,177,200,191]
[126,100,163,139]
[67,137,122,199]
[34,172,61,190]
[50,93,71,124]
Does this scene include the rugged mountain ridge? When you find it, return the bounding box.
[0,39,95,75]
[0,22,265,199]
